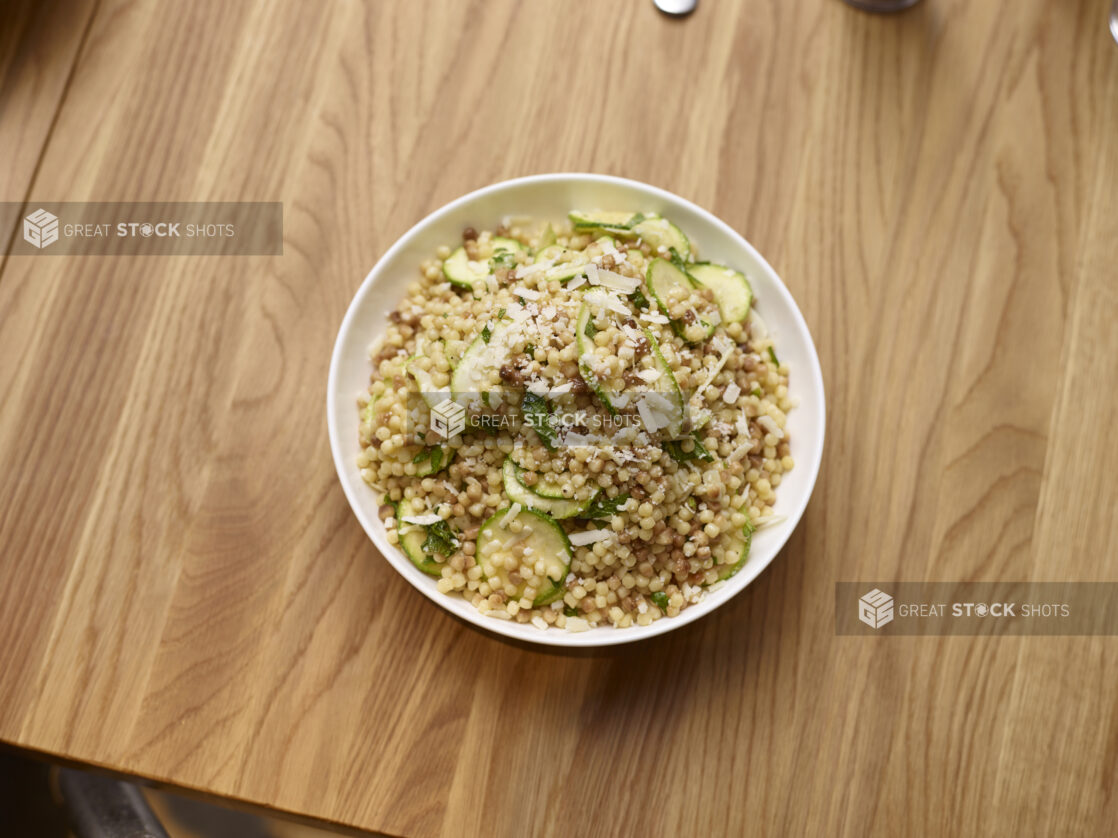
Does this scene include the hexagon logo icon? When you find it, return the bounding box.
[24,209,59,249]
[430,398,466,440]
[858,588,894,629]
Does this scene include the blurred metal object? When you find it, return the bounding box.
[1111,0,1118,45]
[842,0,922,11]
[57,768,169,838]
[654,0,697,16]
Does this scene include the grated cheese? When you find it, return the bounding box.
[569,529,613,546]
[401,513,442,525]
[500,503,522,528]
[757,415,784,439]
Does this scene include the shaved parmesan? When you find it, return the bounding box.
[757,414,784,439]
[401,513,442,526]
[569,529,613,547]
[636,397,661,432]
[500,503,522,528]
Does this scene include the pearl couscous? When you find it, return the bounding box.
[358,211,794,631]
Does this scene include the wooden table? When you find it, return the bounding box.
[2,1,1116,835]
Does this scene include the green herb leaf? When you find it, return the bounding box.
[564,605,580,618]
[491,250,517,271]
[628,286,650,310]
[751,387,763,398]
[663,434,714,464]
[525,343,535,359]
[581,492,630,520]
[497,307,507,321]
[767,346,779,365]
[584,318,597,339]
[651,591,670,613]
[422,520,459,558]
[521,392,558,450]
[412,446,445,472]
[481,323,492,344]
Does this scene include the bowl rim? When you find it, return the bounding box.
[327,172,825,648]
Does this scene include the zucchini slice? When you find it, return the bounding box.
[646,258,716,344]
[449,331,488,397]
[441,237,525,292]
[715,516,754,581]
[575,301,618,414]
[569,210,639,230]
[477,507,571,606]
[502,457,594,519]
[640,326,686,438]
[509,455,571,499]
[413,445,455,477]
[569,211,692,260]
[450,321,512,399]
[396,498,451,576]
[632,216,691,260]
[535,245,589,283]
[406,356,448,409]
[491,236,527,255]
[687,263,753,324]
[442,246,490,291]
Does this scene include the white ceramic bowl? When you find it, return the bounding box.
[327,174,825,647]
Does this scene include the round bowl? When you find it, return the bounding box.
[327,173,825,648]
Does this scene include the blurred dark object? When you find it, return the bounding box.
[0,748,69,836]
[842,0,921,11]
[57,768,169,838]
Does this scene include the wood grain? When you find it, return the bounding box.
[1,1,1117,835]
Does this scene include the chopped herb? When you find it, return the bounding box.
[581,492,631,520]
[497,307,507,321]
[521,392,558,450]
[651,591,670,613]
[481,323,492,344]
[411,446,445,472]
[663,434,714,464]
[767,346,779,365]
[628,286,650,309]
[584,318,597,339]
[751,387,763,398]
[685,496,697,511]
[525,343,535,359]
[481,391,490,407]
[422,519,458,558]
[563,605,580,618]
[491,250,517,270]
[441,312,449,319]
